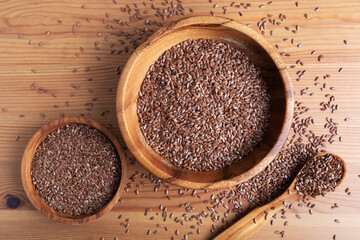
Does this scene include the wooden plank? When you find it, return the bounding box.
[0,0,360,239]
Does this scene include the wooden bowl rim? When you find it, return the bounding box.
[116,16,294,189]
[21,117,127,224]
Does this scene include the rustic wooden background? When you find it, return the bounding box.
[1,0,360,239]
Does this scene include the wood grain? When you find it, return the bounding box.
[1,0,360,239]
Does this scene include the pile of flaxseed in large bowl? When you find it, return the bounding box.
[117,16,294,189]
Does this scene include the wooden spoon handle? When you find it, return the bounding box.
[214,190,300,240]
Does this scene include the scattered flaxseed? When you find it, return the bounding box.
[17,1,349,237]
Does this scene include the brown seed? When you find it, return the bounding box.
[318,55,324,61]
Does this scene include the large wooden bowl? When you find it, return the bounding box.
[21,117,127,224]
[116,16,293,189]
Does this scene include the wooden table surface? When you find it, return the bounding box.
[1,0,360,239]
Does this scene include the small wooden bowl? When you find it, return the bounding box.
[21,117,127,224]
[116,16,294,189]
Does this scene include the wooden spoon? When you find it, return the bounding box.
[214,153,346,240]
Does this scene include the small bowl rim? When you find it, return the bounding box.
[116,16,294,189]
[21,117,127,224]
